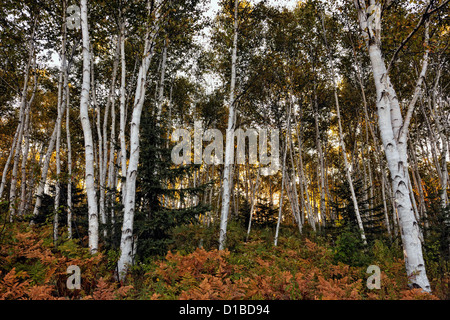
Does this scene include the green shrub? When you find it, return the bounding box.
[333,229,370,267]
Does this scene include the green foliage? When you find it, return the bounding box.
[328,177,387,242]
[171,220,248,254]
[0,222,446,300]
[133,110,210,258]
[332,228,371,267]
[423,203,450,262]
[421,202,450,299]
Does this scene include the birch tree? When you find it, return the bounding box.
[7,20,37,220]
[352,0,441,292]
[219,0,239,251]
[320,11,367,244]
[66,82,73,239]
[117,0,162,280]
[79,0,99,254]
[53,1,69,242]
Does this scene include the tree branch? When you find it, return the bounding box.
[398,19,430,142]
[386,0,449,75]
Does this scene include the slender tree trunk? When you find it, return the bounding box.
[80,0,99,254]
[274,140,288,247]
[293,109,306,226]
[246,168,260,242]
[119,19,128,206]
[321,12,366,244]
[54,6,69,242]
[66,84,73,239]
[92,59,106,241]
[311,79,327,227]
[286,99,302,233]
[430,64,449,207]
[9,22,36,219]
[0,125,20,200]
[106,41,120,237]
[19,100,31,216]
[219,0,239,250]
[349,31,392,238]
[95,37,120,239]
[156,38,167,122]
[294,104,314,230]
[117,0,161,280]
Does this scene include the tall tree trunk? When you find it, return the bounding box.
[293,104,314,230]
[354,0,431,291]
[430,63,449,207]
[286,98,302,233]
[97,37,120,239]
[18,96,32,216]
[18,73,37,217]
[246,167,260,242]
[54,5,68,242]
[274,138,289,247]
[66,84,73,239]
[9,22,36,219]
[119,18,128,206]
[80,0,99,254]
[292,108,306,226]
[106,39,120,237]
[219,0,239,250]
[0,124,20,200]
[321,12,366,244]
[311,80,327,227]
[117,0,161,280]
[156,38,167,123]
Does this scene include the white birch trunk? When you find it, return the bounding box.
[274,160,286,247]
[312,80,327,225]
[246,168,260,242]
[117,0,161,280]
[219,0,239,250]
[0,125,20,200]
[80,0,99,254]
[430,64,449,207]
[106,42,120,236]
[18,96,32,216]
[354,0,431,291]
[119,19,128,205]
[66,85,73,239]
[91,57,106,239]
[54,8,68,241]
[17,73,37,217]
[9,24,36,219]
[156,38,167,122]
[32,124,57,218]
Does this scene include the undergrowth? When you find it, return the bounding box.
[0,221,447,300]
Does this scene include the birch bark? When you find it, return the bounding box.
[353,0,431,291]
[8,22,36,219]
[54,5,69,241]
[219,0,239,250]
[80,0,99,253]
[117,0,161,279]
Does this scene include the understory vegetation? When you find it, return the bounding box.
[0,219,448,300]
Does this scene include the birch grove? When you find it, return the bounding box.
[0,0,448,296]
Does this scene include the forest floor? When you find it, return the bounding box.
[0,221,448,300]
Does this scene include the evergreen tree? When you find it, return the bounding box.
[133,109,210,258]
[328,176,386,242]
